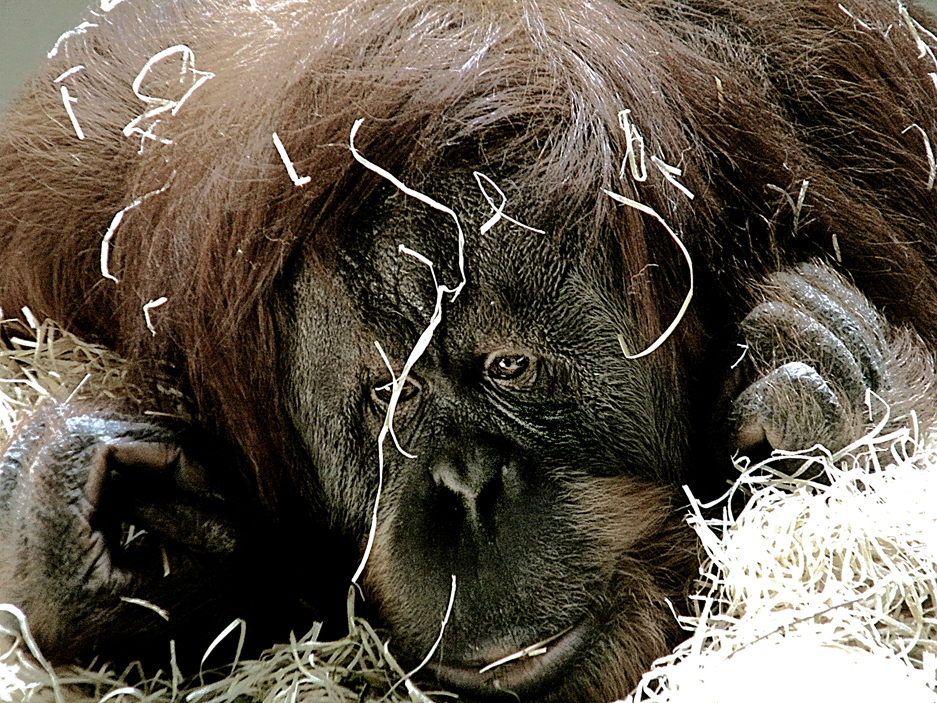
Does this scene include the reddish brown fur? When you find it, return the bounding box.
[0,1,935,697]
[2,0,935,501]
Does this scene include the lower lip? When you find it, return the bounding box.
[430,623,589,698]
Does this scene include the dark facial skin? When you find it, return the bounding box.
[277,168,936,700]
[0,0,934,698]
[0,168,928,702]
[282,178,699,701]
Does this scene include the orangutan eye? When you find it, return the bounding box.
[485,351,537,387]
[372,377,421,406]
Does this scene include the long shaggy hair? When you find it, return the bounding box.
[1,0,934,500]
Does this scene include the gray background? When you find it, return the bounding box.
[2,0,937,115]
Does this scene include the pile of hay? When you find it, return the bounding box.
[1,316,936,702]
[0,315,426,703]
[626,428,937,702]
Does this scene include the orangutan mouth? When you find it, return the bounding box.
[430,623,589,698]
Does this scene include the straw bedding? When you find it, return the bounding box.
[1,316,935,702]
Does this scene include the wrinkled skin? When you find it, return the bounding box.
[1,0,936,699]
[283,184,698,698]
[729,265,892,459]
[1,178,929,701]
[280,184,929,699]
[0,410,309,667]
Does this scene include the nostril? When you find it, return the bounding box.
[430,447,512,527]
[432,461,483,504]
[474,465,505,517]
[432,462,486,526]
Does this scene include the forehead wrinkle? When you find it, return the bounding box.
[345,171,594,362]
[359,261,440,359]
[439,231,589,364]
